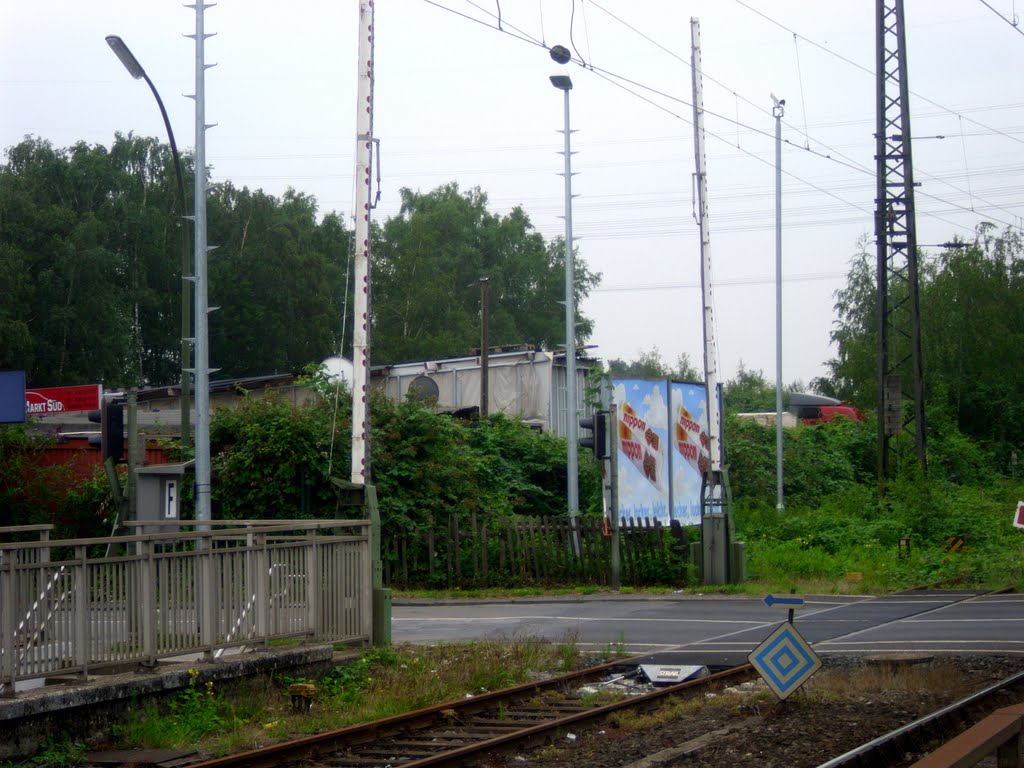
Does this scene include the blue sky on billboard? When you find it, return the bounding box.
[2,2,1021,385]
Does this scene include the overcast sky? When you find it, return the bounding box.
[2,1,1022,387]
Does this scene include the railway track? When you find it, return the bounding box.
[183,659,754,768]
[818,667,1024,768]
[94,657,1024,768]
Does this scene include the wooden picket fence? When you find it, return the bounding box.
[381,515,694,590]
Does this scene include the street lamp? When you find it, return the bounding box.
[772,93,785,512]
[550,72,580,544]
[106,35,192,447]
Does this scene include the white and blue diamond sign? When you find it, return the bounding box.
[748,622,822,700]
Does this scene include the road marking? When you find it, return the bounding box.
[809,591,985,645]
[394,615,768,625]
[818,639,1024,645]
[904,617,1024,623]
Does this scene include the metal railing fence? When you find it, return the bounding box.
[0,520,371,696]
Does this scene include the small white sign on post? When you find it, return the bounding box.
[1013,501,1024,530]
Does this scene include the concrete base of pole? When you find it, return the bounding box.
[730,541,747,584]
[701,515,729,585]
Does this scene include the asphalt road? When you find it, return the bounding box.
[393,589,1024,666]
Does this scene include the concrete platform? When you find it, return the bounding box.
[0,644,351,760]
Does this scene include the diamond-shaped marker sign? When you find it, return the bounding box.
[748,622,822,701]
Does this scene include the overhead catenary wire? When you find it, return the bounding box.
[585,1,1020,223]
[792,34,810,149]
[733,0,1024,146]
[587,0,875,174]
[976,0,1024,37]
[424,0,1021,236]
[959,116,976,212]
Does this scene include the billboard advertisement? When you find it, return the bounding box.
[0,370,27,424]
[668,381,711,524]
[24,384,101,416]
[613,378,711,525]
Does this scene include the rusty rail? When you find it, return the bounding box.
[185,661,753,768]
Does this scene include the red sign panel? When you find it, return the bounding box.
[1015,501,1024,530]
[25,385,101,416]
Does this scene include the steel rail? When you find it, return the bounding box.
[817,668,1024,768]
[185,660,753,768]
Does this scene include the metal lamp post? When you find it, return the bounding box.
[550,73,580,538]
[772,94,785,512]
[106,35,192,448]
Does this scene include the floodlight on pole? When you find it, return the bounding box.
[105,35,192,448]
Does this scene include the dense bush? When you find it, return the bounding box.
[723,414,874,509]
[727,406,1024,591]
[0,424,91,538]
[204,386,595,537]
[209,390,340,520]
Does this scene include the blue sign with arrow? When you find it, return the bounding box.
[763,593,805,609]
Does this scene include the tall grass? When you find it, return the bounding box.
[734,478,1024,592]
[112,636,593,757]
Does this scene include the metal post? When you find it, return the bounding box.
[551,76,579,530]
[140,540,155,662]
[0,548,14,694]
[480,277,490,418]
[604,379,620,591]
[190,2,214,523]
[127,389,139,523]
[773,96,785,513]
[351,0,375,485]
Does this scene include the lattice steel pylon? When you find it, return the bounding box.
[875,0,927,481]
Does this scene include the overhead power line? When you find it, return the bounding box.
[733,0,1024,147]
[976,0,1024,37]
[421,1,1019,235]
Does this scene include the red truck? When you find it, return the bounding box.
[788,393,864,425]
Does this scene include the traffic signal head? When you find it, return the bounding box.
[579,410,609,460]
[88,401,125,462]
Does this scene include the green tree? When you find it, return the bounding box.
[722,364,775,413]
[1,135,353,386]
[0,134,185,387]
[815,236,879,407]
[204,382,590,529]
[207,185,348,377]
[370,184,600,363]
[606,347,700,380]
[922,229,1024,455]
[820,225,1024,463]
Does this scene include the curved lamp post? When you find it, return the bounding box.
[106,35,192,447]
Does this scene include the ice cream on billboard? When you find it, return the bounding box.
[675,404,711,476]
[618,402,667,493]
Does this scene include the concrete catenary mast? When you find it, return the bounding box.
[691,18,731,585]
[351,1,376,485]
